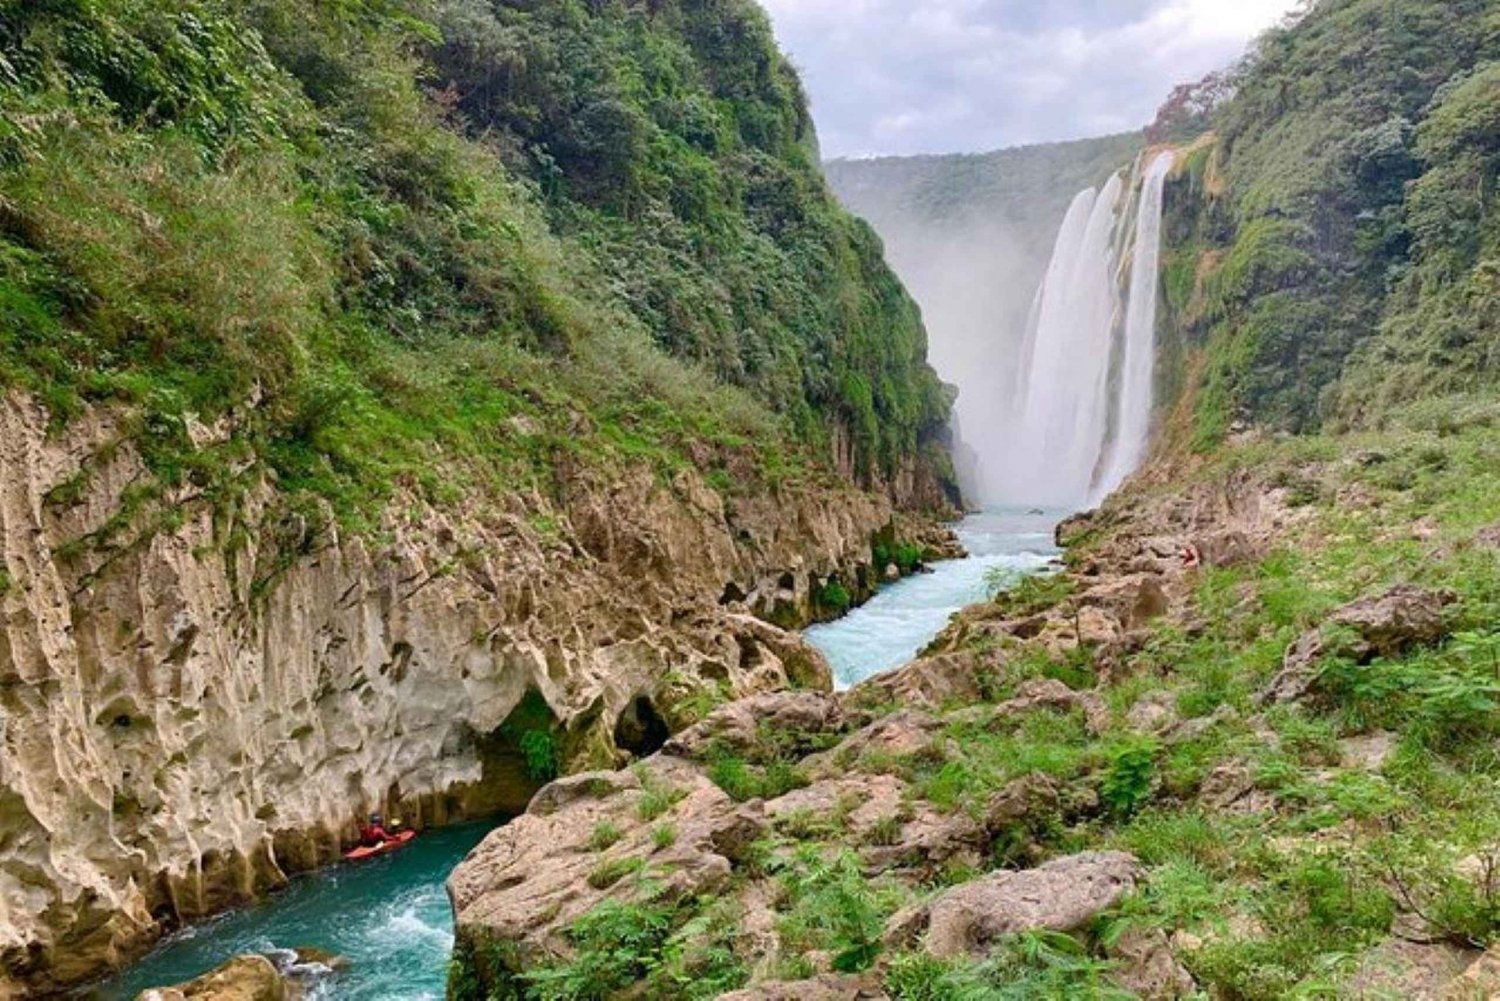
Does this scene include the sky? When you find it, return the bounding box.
[760,0,1305,158]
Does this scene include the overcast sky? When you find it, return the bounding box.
[761,0,1304,158]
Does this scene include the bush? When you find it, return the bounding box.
[1100,739,1159,817]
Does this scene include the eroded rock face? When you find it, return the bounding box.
[0,392,904,992]
[915,851,1141,958]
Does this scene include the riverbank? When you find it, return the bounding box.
[444,420,1500,998]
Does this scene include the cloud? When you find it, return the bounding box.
[759,0,1302,157]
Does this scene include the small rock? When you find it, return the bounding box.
[1126,691,1179,734]
[982,773,1062,833]
[1109,927,1195,999]
[1339,731,1398,771]
[1199,761,1275,814]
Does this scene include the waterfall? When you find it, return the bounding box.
[994,150,1175,508]
[1096,151,1176,501]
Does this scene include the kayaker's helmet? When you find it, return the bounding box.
[370,813,383,825]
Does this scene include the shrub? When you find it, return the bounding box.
[1100,739,1159,817]
[519,730,559,782]
[815,579,853,615]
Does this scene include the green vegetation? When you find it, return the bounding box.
[873,538,925,576]
[885,933,1132,1000]
[1158,0,1500,441]
[0,0,953,554]
[518,893,745,1001]
[586,821,625,853]
[813,577,853,615]
[499,692,561,782]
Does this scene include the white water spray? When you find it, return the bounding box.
[1097,151,1176,499]
[994,150,1175,508]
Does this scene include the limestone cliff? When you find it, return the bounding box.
[0,391,927,994]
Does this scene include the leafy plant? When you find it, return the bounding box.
[519,730,559,783]
[1100,739,1159,817]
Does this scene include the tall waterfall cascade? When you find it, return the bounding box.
[994,150,1176,508]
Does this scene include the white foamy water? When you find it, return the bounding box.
[804,509,1060,689]
[991,150,1176,509]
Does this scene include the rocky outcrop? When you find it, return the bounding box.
[909,851,1141,958]
[1259,584,1457,705]
[137,955,286,1001]
[448,756,759,970]
[0,392,924,993]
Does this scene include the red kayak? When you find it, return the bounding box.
[343,829,416,861]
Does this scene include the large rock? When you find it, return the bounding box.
[911,851,1141,958]
[663,691,846,761]
[993,679,1111,736]
[136,955,287,1001]
[447,756,762,971]
[1260,585,1456,704]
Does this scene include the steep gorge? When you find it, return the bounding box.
[0,0,959,993]
[0,389,927,993]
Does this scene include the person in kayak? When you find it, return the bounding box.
[359,813,398,846]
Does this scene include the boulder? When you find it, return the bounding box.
[1446,945,1500,999]
[136,955,287,1001]
[911,851,1141,958]
[994,679,1111,736]
[851,651,993,709]
[805,709,942,778]
[1077,574,1170,631]
[861,806,987,877]
[1259,585,1456,705]
[447,756,761,970]
[1346,938,1486,1001]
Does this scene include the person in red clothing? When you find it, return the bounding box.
[359,813,397,846]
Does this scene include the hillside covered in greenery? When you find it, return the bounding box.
[0,0,955,534]
[1160,0,1499,445]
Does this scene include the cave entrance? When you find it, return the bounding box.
[457,690,562,818]
[613,694,669,759]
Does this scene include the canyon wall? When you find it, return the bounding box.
[0,392,919,994]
